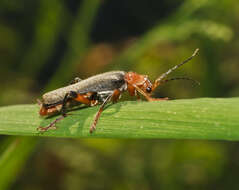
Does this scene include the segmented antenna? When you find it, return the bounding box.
[160,77,200,87]
[156,48,199,83]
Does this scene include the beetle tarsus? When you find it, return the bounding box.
[37,114,67,133]
[90,125,96,134]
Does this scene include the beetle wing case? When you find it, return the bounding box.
[42,71,126,105]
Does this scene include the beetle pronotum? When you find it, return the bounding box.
[38,48,199,133]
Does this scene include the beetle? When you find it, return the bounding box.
[37,48,199,133]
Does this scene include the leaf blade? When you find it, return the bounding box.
[0,98,238,140]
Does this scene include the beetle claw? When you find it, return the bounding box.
[37,125,57,132]
[90,125,96,134]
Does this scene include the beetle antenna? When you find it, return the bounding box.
[160,77,200,87]
[153,48,199,90]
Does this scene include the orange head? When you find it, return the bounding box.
[124,72,153,96]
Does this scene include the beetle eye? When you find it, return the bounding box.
[146,87,152,93]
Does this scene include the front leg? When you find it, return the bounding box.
[133,85,168,102]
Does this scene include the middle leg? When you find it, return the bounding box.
[90,89,121,133]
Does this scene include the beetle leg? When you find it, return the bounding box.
[90,94,112,134]
[73,92,93,106]
[90,89,121,133]
[112,89,121,103]
[38,91,99,132]
[133,85,168,101]
[147,97,169,101]
[136,91,141,101]
[61,91,78,114]
[37,91,78,132]
[37,115,66,132]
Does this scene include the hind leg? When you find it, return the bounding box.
[37,91,97,132]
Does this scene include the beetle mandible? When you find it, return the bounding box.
[37,48,199,133]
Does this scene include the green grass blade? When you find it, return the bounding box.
[0,98,238,140]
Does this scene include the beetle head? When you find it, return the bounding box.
[125,72,153,95]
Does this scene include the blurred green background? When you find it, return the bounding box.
[0,0,239,189]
